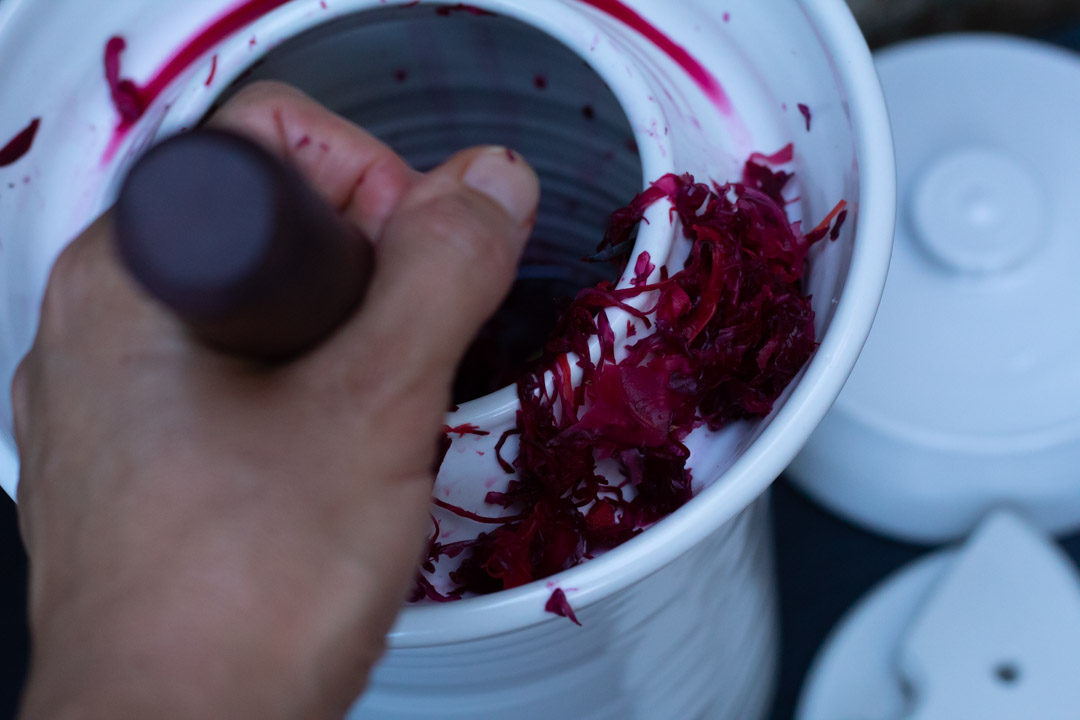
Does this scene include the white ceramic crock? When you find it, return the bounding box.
[0,1,893,717]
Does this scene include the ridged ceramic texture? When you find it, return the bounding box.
[351,499,778,720]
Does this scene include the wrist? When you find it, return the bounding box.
[20,551,387,720]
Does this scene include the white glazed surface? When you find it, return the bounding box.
[895,511,1080,719]
[796,551,952,720]
[0,1,893,717]
[356,499,779,720]
[799,514,1080,719]
[788,35,1080,544]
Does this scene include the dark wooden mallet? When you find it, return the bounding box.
[115,128,374,359]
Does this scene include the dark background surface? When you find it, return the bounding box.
[0,497,25,719]
[2,7,1080,720]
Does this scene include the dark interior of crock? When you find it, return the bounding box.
[210,5,643,402]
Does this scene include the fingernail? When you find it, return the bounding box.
[463,147,539,225]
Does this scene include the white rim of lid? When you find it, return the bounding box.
[795,550,954,720]
[788,33,1080,544]
[796,511,1080,718]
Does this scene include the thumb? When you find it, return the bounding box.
[328,146,540,389]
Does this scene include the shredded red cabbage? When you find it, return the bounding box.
[0,118,41,168]
[444,423,490,438]
[544,588,581,626]
[420,147,845,600]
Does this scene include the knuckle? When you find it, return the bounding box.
[48,238,81,284]
[10,349,42,466]
[219,80,298,117]
[306,344,434,431]
[10,355,28,399]
[39,251,75,329]
[418,192,518,280]
[38,240,91,339]
[10,357,31,433]
[358,154,413,206]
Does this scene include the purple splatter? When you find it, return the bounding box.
[797,103,812,131]
[435,3,496,16]
[104,37,145,125]
[830,209,848,241]
[205,54,218,86]
[0,118,41,168]
[545,588,581,626]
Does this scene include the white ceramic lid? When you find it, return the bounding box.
[796,550,953,719]
[787,34,1080,544]
[796,511,1080,719]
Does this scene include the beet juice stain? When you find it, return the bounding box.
[434,3,496,16]
[574,0,734,115]
[205,54,219,86]
[0,118,41,168]
[101,0,732,142]
[99,0,491,153]
[102,0,295,151]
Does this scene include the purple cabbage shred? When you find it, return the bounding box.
[418,147,844,599]
[544,588,582,626]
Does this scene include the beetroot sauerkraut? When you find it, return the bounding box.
[415,147,846,601]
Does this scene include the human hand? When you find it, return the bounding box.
[13,81,539,720]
